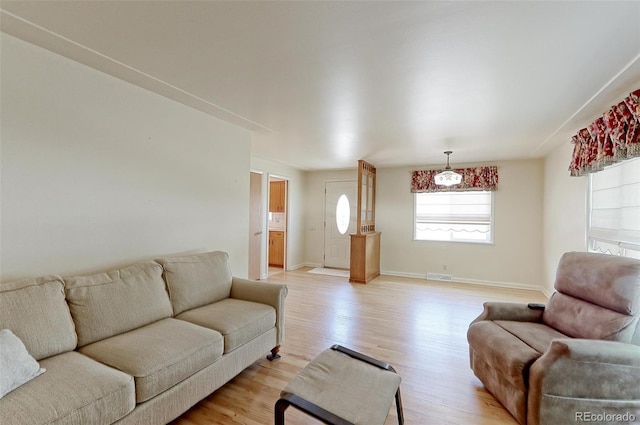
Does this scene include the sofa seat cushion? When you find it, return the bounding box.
[494,321,569,353]
[0,351,135,425]
[467,321,542,390]
[176,298,276,353]
[79,318,223,403]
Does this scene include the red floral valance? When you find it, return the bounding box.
[569,89,640,176]
[411,166,498,192]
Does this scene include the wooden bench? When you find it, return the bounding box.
[275,345,404,425]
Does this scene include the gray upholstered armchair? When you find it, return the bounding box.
[467,251,640,425]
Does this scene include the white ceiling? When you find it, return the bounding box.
[2,1,639,170]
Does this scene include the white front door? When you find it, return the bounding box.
[324,181,357,269]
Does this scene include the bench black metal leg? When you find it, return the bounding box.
[274,398,288,425]
[275,393,354,425]
[395,386,404,425]
[330,344,393,371]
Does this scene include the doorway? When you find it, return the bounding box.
[324,181,357,269]
[268,177,287,274]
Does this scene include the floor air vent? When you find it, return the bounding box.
[426,273,453,282]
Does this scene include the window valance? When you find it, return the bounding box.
[411,166,498,193]
[569,88,640,176]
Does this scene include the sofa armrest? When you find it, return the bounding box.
[528,339,640,425]
[230,277,288,346]
[470,302,544,325]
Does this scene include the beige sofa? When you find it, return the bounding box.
[467,251,640,425]
[0,251,287,425]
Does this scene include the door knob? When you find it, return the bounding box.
[254,231,263,236]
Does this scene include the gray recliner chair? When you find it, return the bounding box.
[467,251,640,425]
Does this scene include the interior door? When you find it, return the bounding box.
[324,181,357,269]
[248,172,263,280]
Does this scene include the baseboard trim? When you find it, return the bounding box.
[286,262,308,271]
[380,269,546,294]
[540,287,554,298]
[454,277,545,293]
[380,270,424,279]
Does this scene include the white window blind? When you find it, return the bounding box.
[588,157,640,258]
[414,191,493,243]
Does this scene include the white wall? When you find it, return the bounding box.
[542,142,588,295]
[250,155,306,273]
[304,161,545,289]
[1,34,252,281]
[0,31,594,291]
[376,159,544,289]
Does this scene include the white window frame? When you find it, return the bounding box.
[413,190,494,244]
[587,157,640,259]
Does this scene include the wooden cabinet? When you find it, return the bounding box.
[349,232,380,283]
[269,231,284,267]
[350,160,380,284]
[269,181,285,212]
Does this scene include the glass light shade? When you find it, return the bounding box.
[434,169,462,186]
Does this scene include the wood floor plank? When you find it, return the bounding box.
[170,268,547,425]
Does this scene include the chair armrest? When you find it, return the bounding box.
[230,277,288,345]
[528,339,640,425]
[470,302,544,325]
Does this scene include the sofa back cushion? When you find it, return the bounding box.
[65,261,173,347]
[157,251,232,315]
[543,292,639,342]
[553,251,640,315]
[542,252,640,343]
[0,275,77,360]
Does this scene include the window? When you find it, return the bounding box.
[588,157,640,259]
[414,191,493,243]
[335,194,350,235]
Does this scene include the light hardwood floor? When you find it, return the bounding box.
[170,268,547,425]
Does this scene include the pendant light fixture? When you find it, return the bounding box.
[434,151,462,186]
